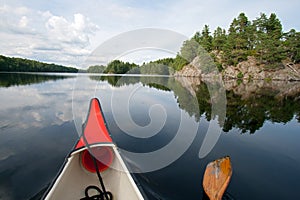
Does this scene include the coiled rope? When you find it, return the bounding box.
[81,131,113,200]
[80,185,113,200]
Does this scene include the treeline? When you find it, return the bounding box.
[86,55,189,75]
[87,59,177,75]
[87,60,138,74]
[0,55,78,73]
[88,12,300,74]
[183,12,300,69]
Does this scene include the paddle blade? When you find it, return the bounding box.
[202,156,232,200]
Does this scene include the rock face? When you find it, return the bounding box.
[223,57,300,81]
[174,56,220,80]
[174,57,202,77]
[175,56,300,81]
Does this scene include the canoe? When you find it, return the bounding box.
[43,98,144,200]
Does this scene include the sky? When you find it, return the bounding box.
[1,0,300,68]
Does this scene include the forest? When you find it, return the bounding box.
[173,12,300,71]
[0,55,78,73]
[87,12,300,74]
[186,12,300,70]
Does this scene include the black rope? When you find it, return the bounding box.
[82,134,112,200]
[80,185,113,200]
[90,152,112,200]
[81,100,113,200]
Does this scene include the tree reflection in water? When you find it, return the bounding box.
[97,75,300,134]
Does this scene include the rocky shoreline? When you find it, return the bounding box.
[174,56,300,81]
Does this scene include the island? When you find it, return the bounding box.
[85,13,300,80]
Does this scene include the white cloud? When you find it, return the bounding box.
[0,5,34,34]
[0,4,99,67]
[45,13,97,47]
[18,16,28,28]
[1,0,300,68]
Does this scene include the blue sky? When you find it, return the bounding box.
[1,0,300,68]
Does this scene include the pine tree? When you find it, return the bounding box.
[253,13,268,62]
[176,12,294,70]
[199,25,213,52]
[223,13,251,65]
[221,18,236,65]
[253,13,285,66]
[192,25,212,52]
[235,13,250,50]
[284,29,300,63]
[212,27,227,51]
[267,13,282,40]
[171,54,188,71]
[180,39,199,62]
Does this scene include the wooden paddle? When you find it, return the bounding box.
[202,156,232,200]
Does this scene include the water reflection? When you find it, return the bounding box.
[0,73,77,199]
[0,73,299,200]
[1,72,299,136]
[223,80,300,133]
[0,72,75,87]
[91,76,225,122]
[97,75,300,134]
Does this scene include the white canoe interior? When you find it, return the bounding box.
[45,143,144,200]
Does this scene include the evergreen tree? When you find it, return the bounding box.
[253,13,285,66]
[171,54,188,71]
[267,13,283,40]
[104,60,138,74]
[180,39,199,62]
[212,27,227,51]
[235,13,251,50]
[224,18,239,65]
[192,31,201,43]
[227,18,239,50]
[199,25,213,51]
[284,29,300,63]
[223,14,251,65]
[253,13,268,62]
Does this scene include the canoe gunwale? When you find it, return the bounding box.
[44,142,144,200]
[70,142,115,157]
[43,98,144,199]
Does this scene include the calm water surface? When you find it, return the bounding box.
[0,72,299,200]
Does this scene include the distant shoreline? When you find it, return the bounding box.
[0,55,78,73]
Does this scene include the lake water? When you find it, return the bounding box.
[0,72,299,200]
